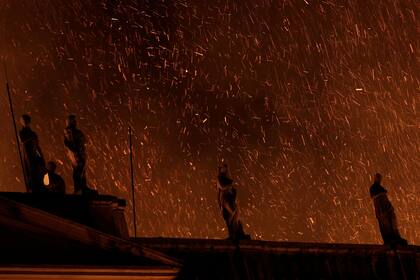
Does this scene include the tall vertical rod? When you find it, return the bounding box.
[3,63,28,191]
[129,125,137,238]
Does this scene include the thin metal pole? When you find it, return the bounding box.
[129,125,137,238]
[3,63,28,191]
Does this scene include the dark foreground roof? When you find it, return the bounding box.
[134,237,420,280]
[0,194,180,275]
[0,192,418,279]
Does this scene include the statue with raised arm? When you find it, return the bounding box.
[64,115,88,194]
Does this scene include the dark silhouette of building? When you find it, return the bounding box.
[136,238,419,280]
[0,192,180,279]
[0,191,418,279]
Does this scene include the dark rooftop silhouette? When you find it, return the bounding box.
[0,192,418,279]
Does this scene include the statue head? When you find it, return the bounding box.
[218,163,233,186]
[374,173,382,184]
[67,114,77,128]
[20,114,31,127]
[46,161,57,173]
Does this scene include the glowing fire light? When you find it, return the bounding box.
[43,173,50,187]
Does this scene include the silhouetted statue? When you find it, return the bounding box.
[64,115,88,194]
[19,114,46,192]
[370,173,407,247]
[43,161,65,194]
[217,164,250,243]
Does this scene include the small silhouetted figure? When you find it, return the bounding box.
[370,173,407,247]
[19,114,46,192]
[217,164,250,243]
[43,161,65,194]
[64,115,88,194]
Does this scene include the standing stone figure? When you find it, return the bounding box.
[19,114,46,192]
[370,173,407,247]
[64,115,88,194]
[217,164,250,242]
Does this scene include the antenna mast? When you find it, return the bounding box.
[129,125,137,238]
[3,63,28,191]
